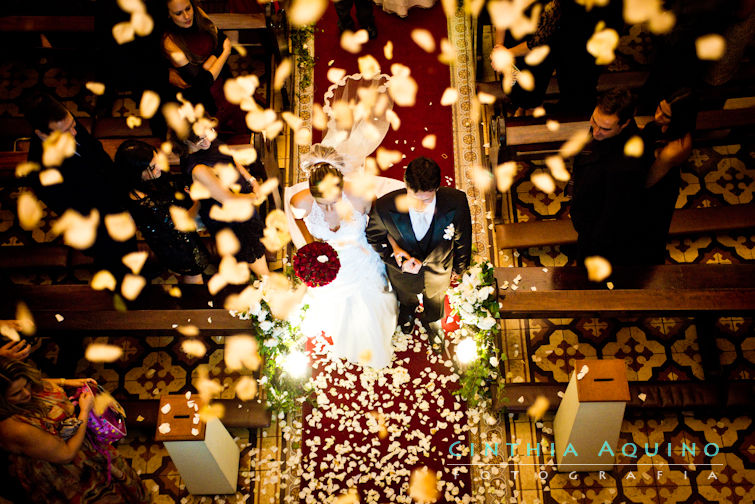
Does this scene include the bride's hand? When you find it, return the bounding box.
[391,247,411,268]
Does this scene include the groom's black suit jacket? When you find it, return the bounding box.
[366,187,472,301]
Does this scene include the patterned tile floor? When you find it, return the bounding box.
[3,15,755,504]
[506,142,755,268]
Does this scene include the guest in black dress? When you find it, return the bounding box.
[637,89,697,264]
[161,0,247,138]
[174,127,269,278]
[114,140,210,283]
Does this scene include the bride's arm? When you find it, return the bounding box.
[290,189,316,245]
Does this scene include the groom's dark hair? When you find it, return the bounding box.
[404,157,441,192]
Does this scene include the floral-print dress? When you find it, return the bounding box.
[6,382,149,503]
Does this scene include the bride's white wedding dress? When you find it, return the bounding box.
[300,193,398,369]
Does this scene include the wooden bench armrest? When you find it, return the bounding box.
[122,398,271,429]
[495,203,755,250]
[0,16,95,32]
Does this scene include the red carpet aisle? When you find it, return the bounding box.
[311,2,456,184]
[298,329,473,502]
[291,3,474,501]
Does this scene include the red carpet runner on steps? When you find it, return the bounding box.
[296,4,472,501]
[311,2,456,185]
[300,329,473,502]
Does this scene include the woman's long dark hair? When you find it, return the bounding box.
[663,88,698,141]
[0,357,47,421]
[114,140,161,200]
[162,0,218,65]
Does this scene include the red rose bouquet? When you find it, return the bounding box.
[293,242,341,287]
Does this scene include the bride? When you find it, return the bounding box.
[290,157,398,369]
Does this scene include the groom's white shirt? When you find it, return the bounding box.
[408,196,436,241]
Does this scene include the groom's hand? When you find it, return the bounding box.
[392,248,412,268]
[401,257,422,274]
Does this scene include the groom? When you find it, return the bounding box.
[366,157,472,342]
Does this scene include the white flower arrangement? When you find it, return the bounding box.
[230,271,312,414]
[446,258,504,408]
[443,223,455,240]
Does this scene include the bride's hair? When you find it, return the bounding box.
[309,163,344,199]
[300,144,347,174]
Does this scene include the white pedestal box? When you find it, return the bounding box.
[553,359,630,472]
[155,395,239,495]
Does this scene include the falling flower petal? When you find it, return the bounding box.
[39,169,63,186]
[121,274,146,300]
[288,0,328,27]
[560,129,592,158]
[376,147,403,170]
[327,67,347,84]
[235,376,258,401]
[517,69,535,91]
[273,58,292,90]
[357,54,381,80]
[176,324,199,337]
[340,29,369,54]
[478,92,496,105]
[86,343,123,362]
[91,270,116,291]
[199,403,225,422]
[112,21,135,45]
[545,155,570,182]
[421,134,437,149]
[182,339,207,357]
[15,161,40,178]
[170,205,196,232]
[440,87,459,106]
[105,212,136,242]
[411,29,435,52]
[696,34,726,60]
[471,165,494,191]
[648,9,675,34]
[624,136,644,157]
[17,192,43,230]
[122,250,148,274]
[216,228,240,257]
[584,255,612,282]
[525,45,550,66]
[139,90,160,119]
[587,24,619,65]
[260,209,291,252]
[118,0,145,13]
[85,81,106,95]
[531,172,556,194]
[131,10,153,36]
[333,489,360,504]
[162,103,189,139]
[409,467,439,503]
[14,302,34,336]
[495,161,518,192]
[527,395,550,421]
[383,40,393,60]
[623,0,661,24]
[52,209,99,249]
[42,131,76,167]
[225,334,261,371]
[389,64,418,107]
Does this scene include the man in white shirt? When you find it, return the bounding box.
[366,157,472,348]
